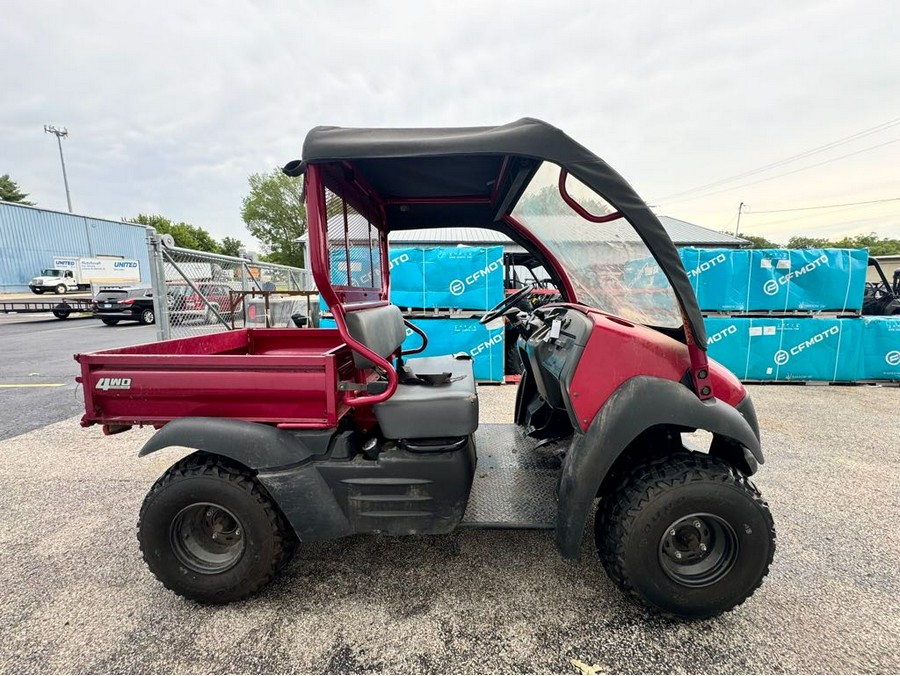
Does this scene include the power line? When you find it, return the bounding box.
[742,199,895,233]
[660,137,900,207]
[748,195,900,214]
[651,114,900,204]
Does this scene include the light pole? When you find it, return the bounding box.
[734,201,750,237]
[44,124,72,213]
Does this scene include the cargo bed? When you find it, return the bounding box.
[75,329,355,429]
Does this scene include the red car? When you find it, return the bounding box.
[167,281,237,324]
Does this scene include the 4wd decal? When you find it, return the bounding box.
[762,253,828,296]
[96,377,132,391]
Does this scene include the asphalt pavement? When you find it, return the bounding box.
[0,312,156,440]
[0,378,898,673]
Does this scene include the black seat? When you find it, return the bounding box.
[377,354,478,439]
[342,304,479,440]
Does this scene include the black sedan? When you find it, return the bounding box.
[93,287,156,325]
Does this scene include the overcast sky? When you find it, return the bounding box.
[3,0,899,250]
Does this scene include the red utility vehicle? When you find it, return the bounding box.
[76,119,774,618]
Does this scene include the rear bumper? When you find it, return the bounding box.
[93,310,140,320]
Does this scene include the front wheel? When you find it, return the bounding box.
[595,451,775,619]
[55,284,67,294]
[138,454,296,603]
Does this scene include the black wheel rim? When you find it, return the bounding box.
[658,512,738,588]
[170,502,245,574]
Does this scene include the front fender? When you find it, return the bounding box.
[138,417,325,471]
[555,376,762,559]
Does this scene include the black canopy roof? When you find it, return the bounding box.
[292,118,706,347]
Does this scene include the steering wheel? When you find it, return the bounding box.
[479,284,534,324]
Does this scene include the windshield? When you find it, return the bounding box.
[41,269,62,276]
[95,290,127,301]
[511,162,682,327]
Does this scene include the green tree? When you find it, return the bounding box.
[129,213,222,254]
[829,233,900,256]
[240,170,306,266]
[739,234,781,249]
[219,236,244,257]
[785,233,900,255]
[785,236,829,249]
[0,174,34,205]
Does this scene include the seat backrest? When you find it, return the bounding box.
[343,304,406,369]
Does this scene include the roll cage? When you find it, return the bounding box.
[287,118,713,405]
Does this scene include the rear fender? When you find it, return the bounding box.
[555,376,762,559]
[139,417,353,542]
[138,417,327,470]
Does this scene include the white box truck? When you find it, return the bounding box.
[29,257,141,294]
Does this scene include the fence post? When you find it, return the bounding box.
[146,228,171,341]
[240,263,249,326]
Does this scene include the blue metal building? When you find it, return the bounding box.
[0,202,151,292]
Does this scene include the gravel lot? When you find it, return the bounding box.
[0,383,898,674]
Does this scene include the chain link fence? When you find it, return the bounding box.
[147,231,317,341]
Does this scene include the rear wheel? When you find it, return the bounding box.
[101,318,119,326]
[139,308,155,324]
[138,454,295,603]
[595,451,775,619]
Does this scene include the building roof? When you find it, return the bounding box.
[657,216,748,247]
[299,214,747,248]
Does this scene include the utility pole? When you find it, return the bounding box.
[44,125,72,213]
[734,201,749,237]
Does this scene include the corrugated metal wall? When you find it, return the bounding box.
[0,202,151,292]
